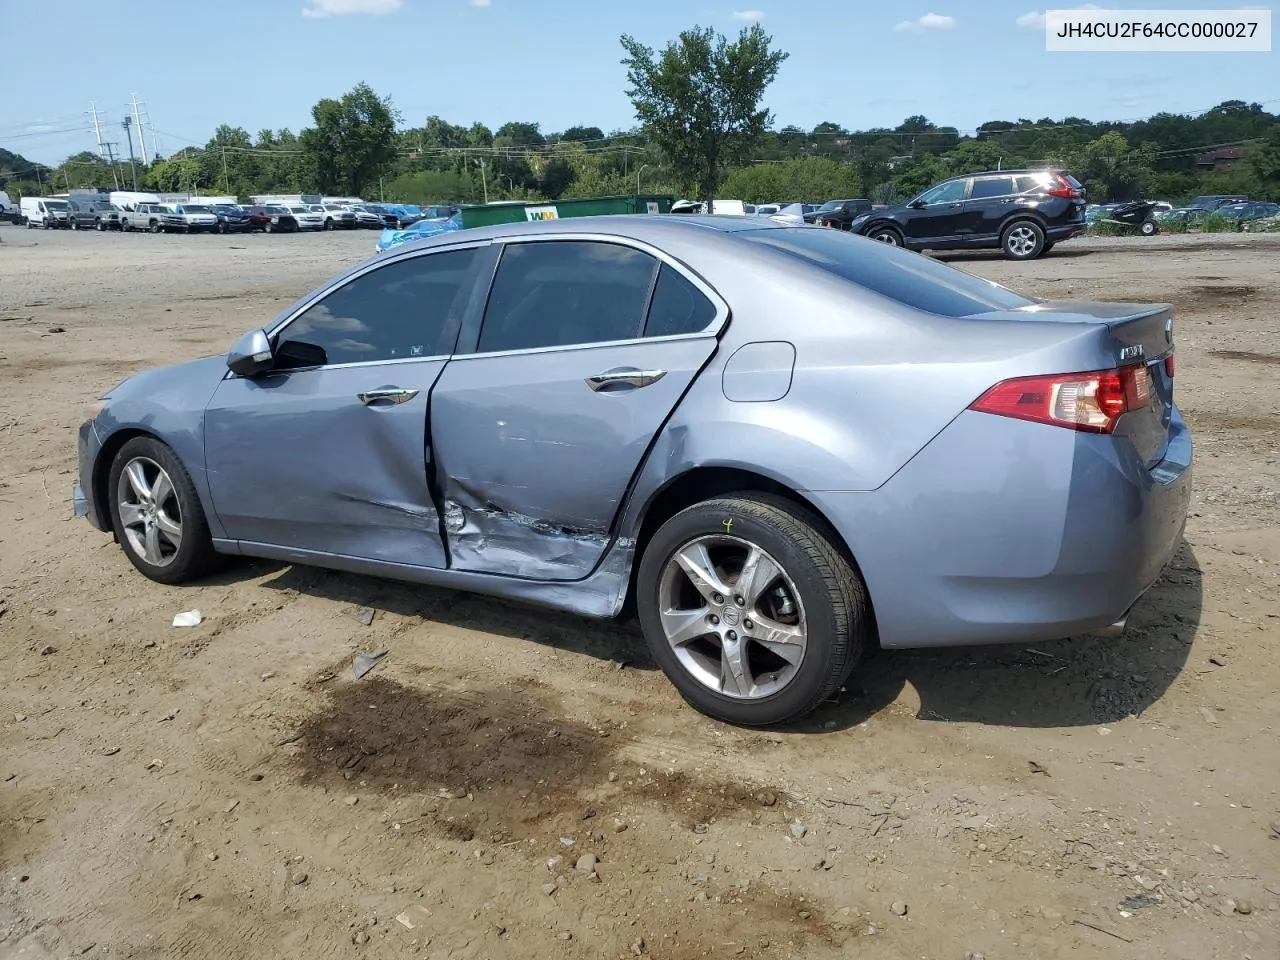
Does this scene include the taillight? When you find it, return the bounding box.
[1045,174,1081,199]
[969,365,1150,433]
[1164,353,1175,378]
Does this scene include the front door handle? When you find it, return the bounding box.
[585,368,667,391]
[357,386,419,405]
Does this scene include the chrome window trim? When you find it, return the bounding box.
[462,232,729,358]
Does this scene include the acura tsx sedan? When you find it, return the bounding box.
[73,215,1191,726]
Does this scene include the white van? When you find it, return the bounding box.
[109,190,163,212]
[20,196,72,228]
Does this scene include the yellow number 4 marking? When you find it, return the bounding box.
[723,518,734,533]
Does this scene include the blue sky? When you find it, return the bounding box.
[2,0,1275,165]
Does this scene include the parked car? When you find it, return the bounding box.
[810,198,873,228]
[375,209,463,253]
[1155,207,1213,228]
[318,204,358,230]
[348,205,387,229]
[68,200,123,231]
[244,205,298,233]
[21,196,72,228]
[1186,194,1247,211]
[164,204,220,233]
[285,205,325,231]
[209,204,252,233]
[1216,201,1280,226]
[119,202,172,233]
[71,215,1189,726]
[766,203,808,224]
[361,204,401,228]
[849,169,1087,260]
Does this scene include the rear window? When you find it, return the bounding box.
[739,228,1033,318]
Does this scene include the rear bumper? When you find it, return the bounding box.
[1047,223,1086,242]
[810,405,1192,648]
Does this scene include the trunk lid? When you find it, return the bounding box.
[1007,299,1175,466]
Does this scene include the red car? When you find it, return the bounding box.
[244,205,299,233]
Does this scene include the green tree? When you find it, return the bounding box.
[620,24,788,207]
[300,82,400,196]
[146,154,203,192]
[1251,128,1280,198]
[720,156,859,203]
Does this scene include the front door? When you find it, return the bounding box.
[431,238,725,581]
[902,178,969,243]
[204,245,482,567]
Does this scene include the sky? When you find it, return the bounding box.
[2,0,1275,166]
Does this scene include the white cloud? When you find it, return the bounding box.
[1016,3,1101,29]
[302,0,403,18]
[732,9,766,20]
[893,12,957,31]
[470,0,492,6]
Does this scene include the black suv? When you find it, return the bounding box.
[807,198,872,227]
[851,170,1086,260]
[68,200,122,231]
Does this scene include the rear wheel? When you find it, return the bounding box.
[1002,220,1045,260]
[868,225,903,246]
[108,436,221,585]
[636,494,871,726]
[95,219,104,231]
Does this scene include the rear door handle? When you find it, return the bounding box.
[357,386,419,405]
[585,368,667,391]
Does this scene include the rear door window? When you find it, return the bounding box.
[969,177,1015,200]
[643,265,717,338]
[476,241,658,352]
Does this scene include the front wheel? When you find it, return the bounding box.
[149,220,161,234]
[1002,220,1045,260]
[71,219,80,231]
[108,437,221,585]
[636,495,871,726]
[1139,219,1158,236]
[868,225,903,246]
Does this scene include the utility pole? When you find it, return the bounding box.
[103,142,121,190]
[88,101,105,159]
[129,94,149,165]
[122,116,139,190]
[222,147,230,192]
[476,157,489,204]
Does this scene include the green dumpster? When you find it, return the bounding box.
[458,195,674,229]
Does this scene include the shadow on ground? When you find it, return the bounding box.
[222,539,1200,735]
[798,539,1203,732]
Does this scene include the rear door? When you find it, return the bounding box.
[430,236,726,581]
[961,175,1018,241]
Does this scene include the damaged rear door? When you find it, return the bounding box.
[431,236,726,581]
[205,244,484,567]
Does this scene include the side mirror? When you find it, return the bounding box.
[909,199,927,209]
[227,329,274,377]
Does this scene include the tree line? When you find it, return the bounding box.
[3,25,1278,208]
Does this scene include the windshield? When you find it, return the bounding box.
[185,205,211,213]
[266,206,288,214]
[816,200,842,212]
[739,227,1033,318]
[46,200,71,210]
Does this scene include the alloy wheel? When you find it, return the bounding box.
[117,456,183,567]
[1006,225,1039,257]
[657,535,807,700]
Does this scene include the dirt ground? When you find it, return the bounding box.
[1,227,1277,960]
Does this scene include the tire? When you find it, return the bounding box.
[265,222,274,234]
[71,219,80,230]
[149,220,161,234]
[95,219,104,231]
[636,494,871,726]
[1002,219,1045,260]
[323,219,334,231]
[1139,219,1158,237]
[1042,242,1055,253]
[868,225,903,246]
[107,436,221,585]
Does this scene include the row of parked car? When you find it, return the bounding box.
[12,195,459,236]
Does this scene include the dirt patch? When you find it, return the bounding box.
[1184,407,1280,434]
[1209,349,1280,365]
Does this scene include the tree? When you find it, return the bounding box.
[1251,128,1280,196]
[620,24,788,207]
[558,125,605,143]
[300,82,400,196]
[720,157,859,203]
